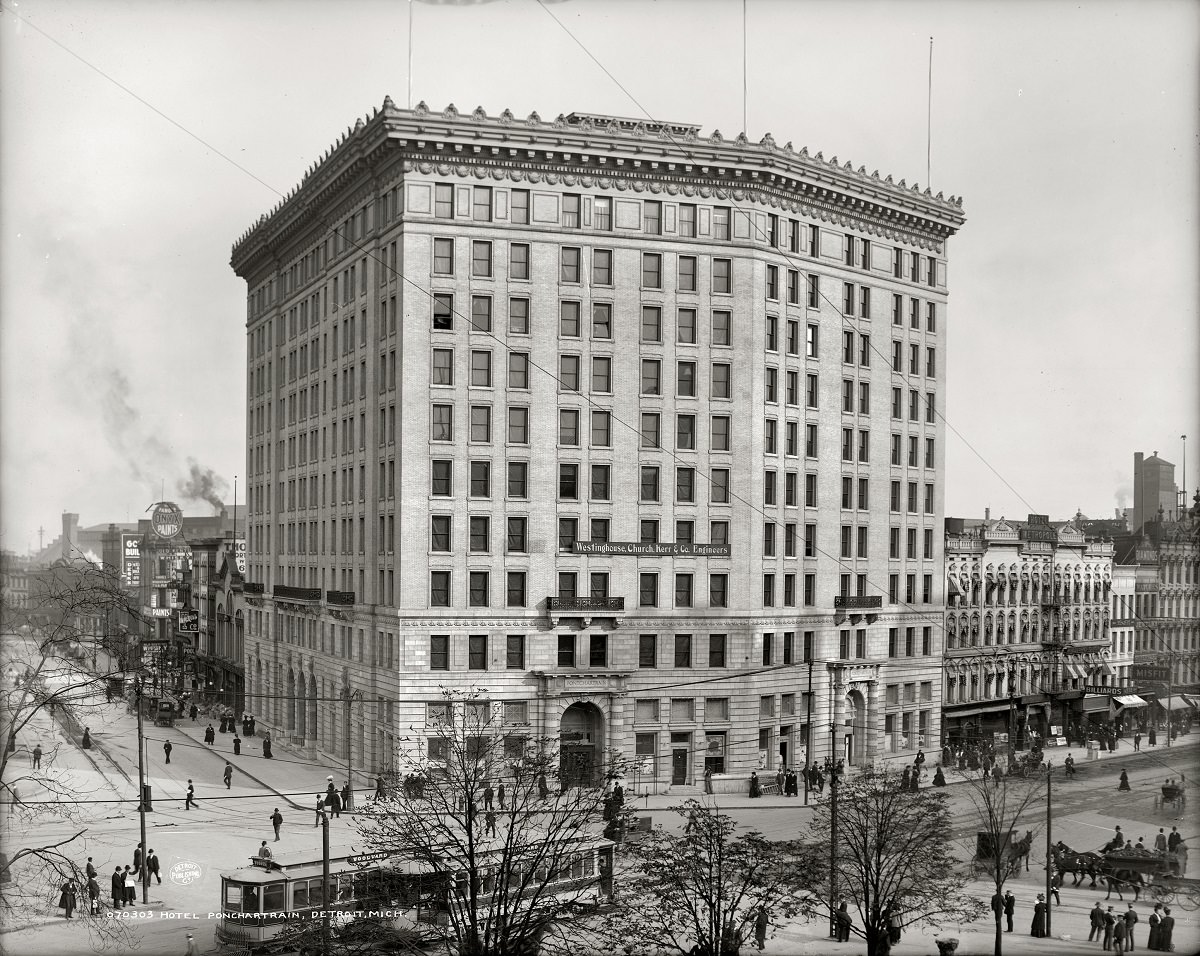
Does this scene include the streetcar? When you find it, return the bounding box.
[215,835,615,953]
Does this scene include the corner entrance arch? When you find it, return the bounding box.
[559,702,604,788]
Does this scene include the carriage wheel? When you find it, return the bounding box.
[1152,885,1177,905]
[1181,887,1200,912]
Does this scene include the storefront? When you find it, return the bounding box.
[1069,693,1112,745]
[942,701,1015,751]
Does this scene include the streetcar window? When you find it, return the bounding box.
[224,881,242,911]
[338,874,354,903]
[263,882,285,912]
[292,880,309,908]
[242,885,260,914]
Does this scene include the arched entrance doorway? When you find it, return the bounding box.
[844,690,867,766]
[559,702,603,788]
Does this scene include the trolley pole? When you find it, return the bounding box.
[804,658,813,806]
[828,719,839,940]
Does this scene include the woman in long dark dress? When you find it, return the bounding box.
[1119,769,1131,792]
[1030,895,1047,937]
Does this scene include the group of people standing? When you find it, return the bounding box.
[1088,900,1175,952]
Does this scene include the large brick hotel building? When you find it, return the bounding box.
[231,100,965,791]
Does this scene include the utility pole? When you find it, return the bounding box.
[804,657,813,805]
[321,807,331,951]
[828,719,839,940]
[1044,765,1053,936]
[135,673,150,903]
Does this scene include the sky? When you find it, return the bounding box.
[1,0,1197,555]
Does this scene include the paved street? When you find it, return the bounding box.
[3,680,1197,956]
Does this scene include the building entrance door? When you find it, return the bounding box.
[559,702,603,788]
[671,748,688,785]
[561,746,595,788]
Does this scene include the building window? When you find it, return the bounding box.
[589,634,608,667]
[430,572,450,608]
[468,572,488,608]
[642,253,662,289]
[592,249,612,286]
[710,575,728,608]
[562,194,581,228]
[560,247,581,283]
[511,189,529,224]
[711,468,730,504]
[639,634,657,668]
[709,634,727,668]
[644,200,662,235]
[592,303,612,339]
[678,256,698,292]
[641,413,660,449]
[593,196,612,231]
[506,634,525,668]
[713,206,731,240]
[642,307,662,343]
[430,515,451,553]
[432,238,454,275]
[433,293,454,330]
[712,258,732,294]
[471,241,492,278]
[639,573,658,608]
[674,634,692,668]
[468,634,488,669]
[640,466,659,502]
[711,416,731,451]
[558,464,579,500]
[431,405,453,442]
[431,460,452,496]
[469,406,491,443]
[558,518,577,552]
[712,310,731,346]
[675,574,694,608]
[430,635,449,670]
[559,301,581,337]
[509,243,529,280]
[557,635,576,668]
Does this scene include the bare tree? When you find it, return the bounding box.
[952,766,1043,956]
[1,558,141,945]
[607,799,820,956]
[350,689,625,956]
[806,769,987,956]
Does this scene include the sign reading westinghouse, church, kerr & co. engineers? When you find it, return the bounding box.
[572,541,731,557]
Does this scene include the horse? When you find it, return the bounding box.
[1006,830,1033,873]
[1101,865,1145,902]
[1052,841,1103,887]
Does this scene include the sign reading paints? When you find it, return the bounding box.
[150,502,184,539]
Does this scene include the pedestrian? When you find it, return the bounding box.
[991,890,1004,931]
[233,736,241,756]
[314,795,326,827]
[1147,903,1162,950]
[1134,732,1142,751]
[32,744,42,769]
[163,740,172,764]
[185,779,196,810]
[1090,901,1106,942]
[775,766,785,795]
[111,867,124,909]
[537,773,549,801]
[1118,769,1130,792]
[749,771,761,798]
[886,899,902,945]
[704,766,714,794]
[836,901,852,942]
[1004,890,1015,933]
[1175,837,1188,875]
[147,849,161,885]
[82,727,91,749]
[1158,906,1174,952]
[483,782,494,810]
[257,840,272,861]
[185,932,198,956]
[933,765,946,786]
[1148,725,1157,747]
[787,768,798,796]
[123,866,135,904]
[1154,829,1167,853]
[374,775,386,801]
[86,875,100,915]
[189,704,198,722]
[85,857,97,880]
[223,762,233,789]
[901,766,911,792]
[497,782,506,809]
[271,807,283,840]
[485,809,497,837]
[754,906,768,950]
[1104,906,1117,950]
[262,735,272,759]
[915,749,926,775]
[341,781,352,811]
[58,879,77,918]
[133,842,144,879]
[992,763,1003,788]
[1124,904,1138,951]
[330,790,342,819]
[204,724,215,745]
[1167,827,1180,853]
[1031,893,1047,937]
[1114,913,1128,954]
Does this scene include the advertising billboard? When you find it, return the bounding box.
[233,538,246,575]
[121,533,142,588]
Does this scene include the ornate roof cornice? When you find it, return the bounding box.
[231,99,967,274]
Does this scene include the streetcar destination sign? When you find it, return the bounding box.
[347,851,389,865]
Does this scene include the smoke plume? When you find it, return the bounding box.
[177,459,229,515]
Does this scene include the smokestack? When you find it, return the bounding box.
[985,507,990,522]
[61,512,79,560]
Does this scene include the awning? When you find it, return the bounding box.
[1114,695,1147,708]
[1064,663,1086,680]
[944,702,1013,719]
[1159,698,1193,712]
[1075,695,1112,714]
[1099,662,1116,677]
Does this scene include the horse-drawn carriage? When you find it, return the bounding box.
[972,830,1033,878]
[1154,781,1187,815]
[1053,841,1199,909]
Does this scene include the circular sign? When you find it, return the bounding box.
[151,502,183,539]
[169,860,202,886]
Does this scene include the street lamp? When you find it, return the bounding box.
[828,718,840,940]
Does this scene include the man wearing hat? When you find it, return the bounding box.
[1103,906,1116,951]
[1123,903,1138,952]
[1003,890,1015,933]
[1090,900,1106,941]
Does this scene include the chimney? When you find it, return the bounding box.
[61,512,79,561]
[985,507,990,521]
